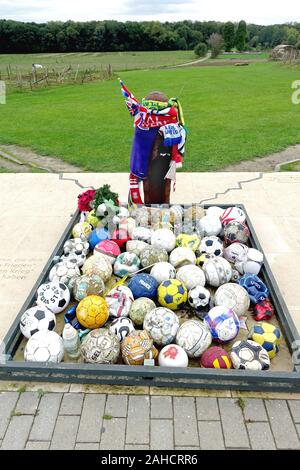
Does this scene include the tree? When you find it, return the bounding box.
[223,22,235,52]
[235,20,247,51]
[208,33,223,58]
[194,42,207,57]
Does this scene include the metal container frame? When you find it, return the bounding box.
[1,204,300,392]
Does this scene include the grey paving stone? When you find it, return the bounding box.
[100,418,126,450]
[29,393,62,441]
[296,424,300,439]
[196,397,219,421]
[265,400,300,449]
[59,393,84,415]
[126,395,150,445]
[247,422,276,450]
[125,444,150,450]
[0,392,19,439]
[105,395,128,418]
[150,419,174,450]
[77,394,105,443]
[15,392,40,415]
[218,398,250,449]
[1,415,34,450]
[175,447,200,450]
[244,399,268,422]
[288,400,300,424]
[198,421,225,450]
[50,415,80,450]
[26,441,50,450]
[75,443,99,450]
[173,397,199,447]
[151,396,173,419]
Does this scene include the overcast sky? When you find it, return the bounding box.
[0,0,299,25]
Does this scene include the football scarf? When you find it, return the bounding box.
[120,79,178,129]
[119,79,186,203]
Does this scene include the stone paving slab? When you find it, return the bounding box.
[0,392,299,450]
[265,400,300,449]
[197,421,225,450]
[50,415,80,450]
[15,392,40,415]
[173,397,199,447]
[150,419,174,450]
[0,172,300,342]
[126,396,150,445]
[218,398,250,449]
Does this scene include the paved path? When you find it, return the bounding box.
[0,390,300,450]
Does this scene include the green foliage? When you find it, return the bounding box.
[223,22,235,52]
[194,42,207,57]
[0,18,300,53]
[208,33,224,58]
[235,20,248,51]
[236,398,246,411]
[1,62,300,172]
[93,185,119,208]
[103,414,113,420]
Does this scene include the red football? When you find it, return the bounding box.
[200,346,232,369]
[253,299,274,321]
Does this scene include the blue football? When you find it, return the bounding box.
[128,273,158,300]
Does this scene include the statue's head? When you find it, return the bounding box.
[145,91,169,102]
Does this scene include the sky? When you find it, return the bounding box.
[0,0,300,25]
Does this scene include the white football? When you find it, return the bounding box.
[151,229,176,253]
[37,281,70,314]
[158,344,189,367]
[63,238,89,256]
[150,262,176,284]
[197,215,222,237]
[109,317,135,342]
[60,250,87,267]
[220,207,246,225]
[132,226,153,244]
[188,286,211,312]
[223,243,248,264]
[20,305,56,339]
[202,257,232,288]
[176,319,212,357]
[199,236,223,257]
[49,261,80,289]
[169,247,196,268]
[206,206,224,219]
[230,339,270,371]
[106,285,134,318]
[214,283,250,317]
[143,307,180,346]
[176,265,205,290]
[24,330,64,363]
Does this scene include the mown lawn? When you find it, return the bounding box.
[0,50,195,75]
[0,61,299,172]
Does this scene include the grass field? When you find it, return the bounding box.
[0,61,299,172]
[0,51,195,75]
[216,52,270,60]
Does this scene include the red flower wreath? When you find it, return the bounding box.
[77,189,96,212]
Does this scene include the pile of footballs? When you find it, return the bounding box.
[20,188,282,372]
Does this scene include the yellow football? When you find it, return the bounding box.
[76,295,109,329]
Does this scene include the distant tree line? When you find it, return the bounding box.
[0,18,300,53]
